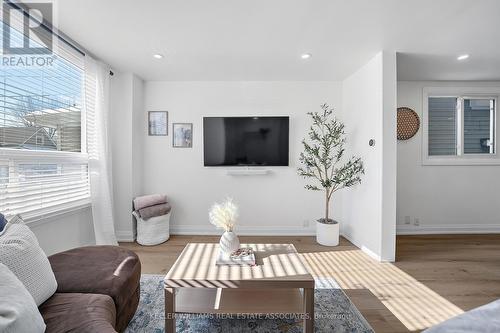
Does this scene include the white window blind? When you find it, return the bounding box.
[0,150,90,218]
[428,97,458,156]
[0,3,90,220]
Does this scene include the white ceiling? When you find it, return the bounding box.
[397,53,500,81]
[53,0,500,81]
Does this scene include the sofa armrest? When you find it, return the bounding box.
[48,245,141,332]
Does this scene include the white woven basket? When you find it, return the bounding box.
[133,211,171,246]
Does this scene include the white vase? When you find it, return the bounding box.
[316,220,339,246]
[219,231,240,253]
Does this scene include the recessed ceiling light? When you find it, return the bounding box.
[153,54,164,59]
[301,53,312,59]
[457,54,469,61]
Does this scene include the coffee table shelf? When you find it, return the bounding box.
[176,288,304,314]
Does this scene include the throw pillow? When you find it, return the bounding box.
[0,222,58,306]
[8,214,24,224]
[0,263,46,333]
[0,213,6,235]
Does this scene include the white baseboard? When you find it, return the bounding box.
[340,232,384,262]
[360,245,382,261]
[397,224,500,235]
[116,230,135,242]
[170,225,316,236]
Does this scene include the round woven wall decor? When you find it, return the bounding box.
[397,107,420,140]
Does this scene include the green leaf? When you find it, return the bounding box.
[305,185,321,191]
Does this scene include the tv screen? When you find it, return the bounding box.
[203,116,289,166]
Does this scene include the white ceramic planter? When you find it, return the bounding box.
[219,231,240,253]
[316,220,339,246]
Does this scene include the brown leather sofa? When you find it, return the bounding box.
[38,246,141,333]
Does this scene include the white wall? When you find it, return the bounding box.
[341,51,397,261]
[143,81,341,235]
[110,73,144,241]
[30,207,95,256]
[132,75,145,201]
[131,75,145,239]
[397,81,500,234]
[381,52,397,260]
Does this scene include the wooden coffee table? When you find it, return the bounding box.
[164,243,315,332]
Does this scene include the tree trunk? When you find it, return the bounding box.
[325,189,329,221]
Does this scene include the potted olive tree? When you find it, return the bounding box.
[298,104,364,246]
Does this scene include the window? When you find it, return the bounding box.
[0,4,90,220]
[428,97,457,156]
[423,87,499,165]
[463,99,495,154]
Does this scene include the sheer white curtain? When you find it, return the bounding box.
[84,56,118,245]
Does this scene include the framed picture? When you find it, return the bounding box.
[148,111,168,136]
[172,123,193,148]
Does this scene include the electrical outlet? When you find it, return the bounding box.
[414,218,420,226]
[303,220,310,228]
[404,216,411,225]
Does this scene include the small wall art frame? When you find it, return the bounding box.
[172,123,193,148]
[148,111,168,136]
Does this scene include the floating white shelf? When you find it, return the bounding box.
[226,168,271,176]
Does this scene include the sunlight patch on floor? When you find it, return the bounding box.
[300,250,464,331]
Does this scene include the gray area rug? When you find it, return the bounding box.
[125,274,373,333]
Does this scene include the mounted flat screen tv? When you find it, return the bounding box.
[203,116,289,166]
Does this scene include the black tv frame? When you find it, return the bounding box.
[202,116,290,167]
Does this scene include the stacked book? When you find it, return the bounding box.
[216,247,256,266]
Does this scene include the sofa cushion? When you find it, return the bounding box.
[0,263,46,333]
[40,293,116,333]
[48,246,141,330]
[0,222,58,306]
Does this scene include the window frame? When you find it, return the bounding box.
[422,87,500,166]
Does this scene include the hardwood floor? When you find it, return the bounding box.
[121,234,500,333]
[395,235,500,311]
